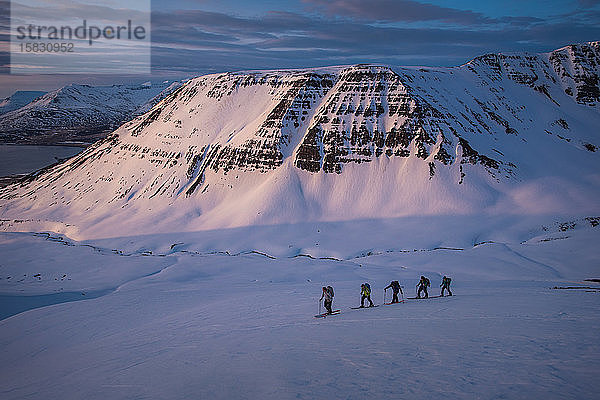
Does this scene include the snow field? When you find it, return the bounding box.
[0,224,599,400]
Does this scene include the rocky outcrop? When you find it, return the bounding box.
[467,41,600,107]
[294,65,454,174]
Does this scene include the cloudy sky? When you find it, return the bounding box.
[0,0,599,97]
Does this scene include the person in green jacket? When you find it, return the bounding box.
[360,283,375,307]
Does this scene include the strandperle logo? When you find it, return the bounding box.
[10,0,151,75]
[15,20,147,46]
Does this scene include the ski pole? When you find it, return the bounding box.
[383,288,386,304]
[319,299,321,315]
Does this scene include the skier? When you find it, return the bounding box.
[416,276,430,298]
[360,283,375,307]
[440,276,453,296]
[384,280,403,303]
[320,285,335,314]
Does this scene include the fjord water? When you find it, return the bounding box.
[0,144,84,176]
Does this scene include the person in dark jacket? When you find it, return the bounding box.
[360,283,375,307]
[384,280,403,303]
[440,276,453,296]
[416,276,430,298]
[320,286,334,314]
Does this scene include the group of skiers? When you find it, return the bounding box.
[415,275,453,298]
[319,276,453,314]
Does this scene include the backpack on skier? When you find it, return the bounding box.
[327,286,334,298]
[392,280,400,291]
[423,277,430,287]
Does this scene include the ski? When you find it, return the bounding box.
[382,300,405,305]
[406,295,449,299]
[314,310,341,318]
[350,305,380,309]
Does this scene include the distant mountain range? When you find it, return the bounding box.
[0,91,47,115]
[0,81,183,145]
[0,42,598,239]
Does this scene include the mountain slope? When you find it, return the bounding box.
[0,91,46,115]
[0,43,598,240]
[0,81,182,145]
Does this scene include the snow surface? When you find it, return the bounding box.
[0,220,599,400]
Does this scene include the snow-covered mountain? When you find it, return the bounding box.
[0,42,599,239]
[0,81,183,144]
[0,91,46,115]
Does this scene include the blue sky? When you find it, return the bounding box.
[0,0,599,96]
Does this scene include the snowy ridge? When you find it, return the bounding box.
[0,91,47,115]
[0,43,599,240]
[0,81,183,144]
[464,41,600,107]
[134,81,185,115]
